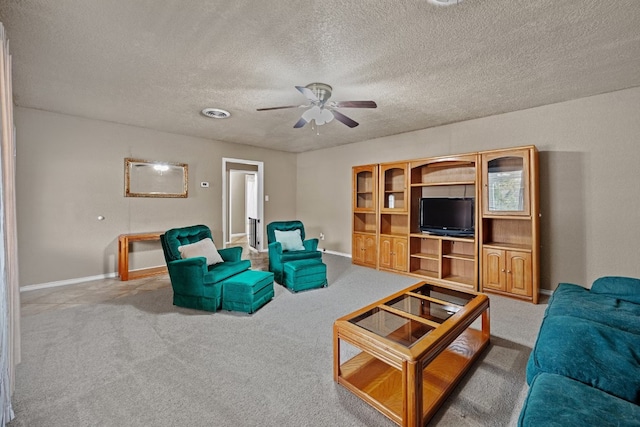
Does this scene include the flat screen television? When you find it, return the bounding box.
[419,197,474,237]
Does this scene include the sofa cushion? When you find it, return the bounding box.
[204,260,251,284]
[526,314,640,403]
[519,373,640,427]
[178,238,224,265]
[280,250,322,263]
[274,229,305,251]
[547,283,640,334]
[590,276,640,304]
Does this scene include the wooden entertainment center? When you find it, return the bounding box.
[352,145,540,303]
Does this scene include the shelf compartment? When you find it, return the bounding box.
[380,214,408,236]
[442,253,474,261]
[354,213,377,233]
[483,242,532,252]
[355,192,374,210]
[411,252,439,261]
[382,191,406,210]
[482,218,532,247]
[383,167,406,192]
[356,171,374,193]
[410,257,439,277]
[442,240,475,258]
[410,236,440,258]
[339,328,487,425]
[410,162,476,186]
[442,258,475,287]
[411,181,475,187]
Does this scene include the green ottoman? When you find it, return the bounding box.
[221,270,274,314]
[283,259,327,292]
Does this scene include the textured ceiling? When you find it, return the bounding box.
[1,0,639,153]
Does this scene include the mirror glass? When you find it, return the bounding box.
[125,158,188,198]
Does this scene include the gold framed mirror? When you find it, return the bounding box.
[125,158,188,198]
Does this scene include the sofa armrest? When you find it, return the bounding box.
[303,238,319,251]
[591,276,640,304]
[218,246,242,262]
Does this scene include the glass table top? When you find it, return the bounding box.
[349,307,434,347]
[348,283,474,347]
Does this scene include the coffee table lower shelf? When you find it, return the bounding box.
[337,328,487,425]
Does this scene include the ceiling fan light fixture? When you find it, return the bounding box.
[302,106,334,126]
[201,108,231,119]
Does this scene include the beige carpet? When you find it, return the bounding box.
[9,254,548,427]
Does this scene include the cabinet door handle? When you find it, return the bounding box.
[507,270,512,274]
[501,269,506,272]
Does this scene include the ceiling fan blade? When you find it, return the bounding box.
[295,86,319,103]
[256,105,300,111]
[331,110,359,128]
[333,101,377,109]
[293,117,308,128]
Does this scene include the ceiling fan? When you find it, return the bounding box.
[257,83,377,128]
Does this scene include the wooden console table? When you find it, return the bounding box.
[118,232,168,281]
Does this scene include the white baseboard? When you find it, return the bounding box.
[21,272,119,292]
[320,248,351,258]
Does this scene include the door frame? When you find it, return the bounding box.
[222,158,264,251]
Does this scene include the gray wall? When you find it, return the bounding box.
[297,87,640,291]
[15,107,297,286]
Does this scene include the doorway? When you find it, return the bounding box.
[222,158,264,252]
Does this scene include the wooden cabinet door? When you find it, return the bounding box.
[482,248,505,291]
[363,234,377,267]
[379,236,407,271]
[379,236,393,269]
[353,165,377,212]
[393,238,408,272]
[506,251,532,297]
[353,234,365,265]
[379,162,408,213]
[482,149,531,216]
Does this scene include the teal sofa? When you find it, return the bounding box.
[266,221,322,284]
[161,225,251,311]
[519,276,640,426]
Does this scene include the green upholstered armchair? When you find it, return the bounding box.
[160,224,251,311]
[267,221,322,284]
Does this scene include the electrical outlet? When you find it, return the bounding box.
[320,232,325,240]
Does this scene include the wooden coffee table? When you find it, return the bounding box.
[333,281,490,427]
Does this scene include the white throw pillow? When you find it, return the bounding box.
[178,238,224,265]
[274,229,305,251]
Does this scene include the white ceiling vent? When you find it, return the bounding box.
[427,0,463,6]
[201,108,231,119]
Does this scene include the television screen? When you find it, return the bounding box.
[419,198,474,236]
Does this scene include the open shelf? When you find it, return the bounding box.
[482,218,532,249]
[338,328,487,424]
[410,158,476,186]
[354,212,377,234]
[380,213,408,236]
[411,252,439,261]
[355,192,375,210]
